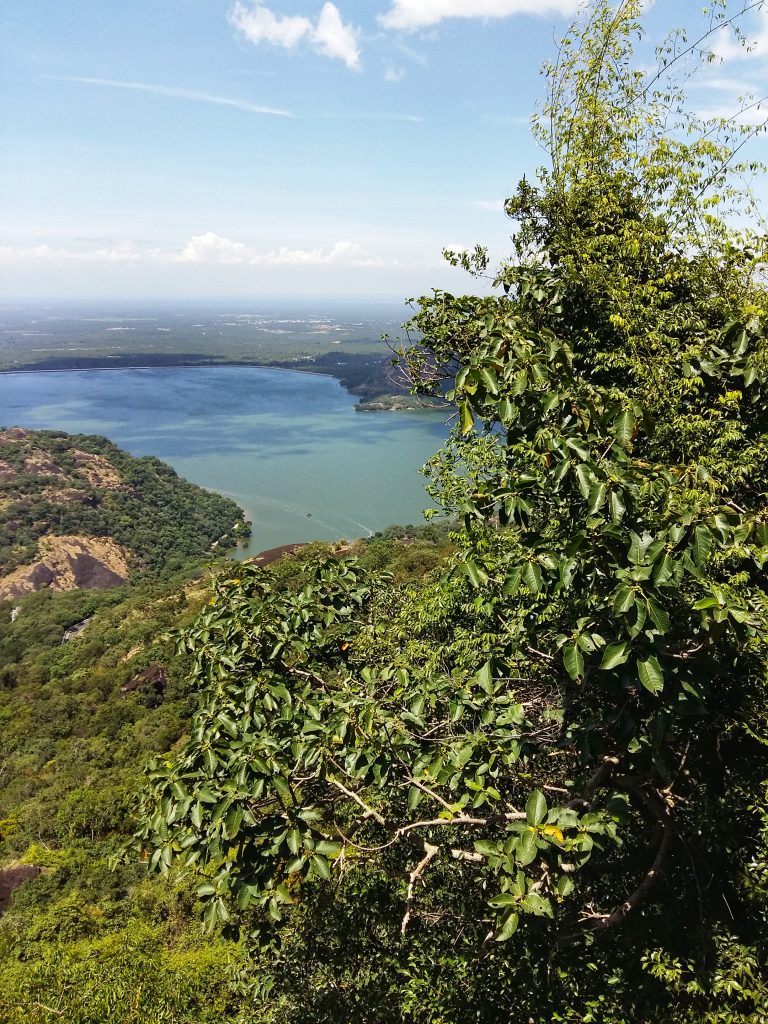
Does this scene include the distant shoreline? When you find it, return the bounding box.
[0,359,335,380]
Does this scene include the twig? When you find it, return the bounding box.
[404,776,456,812]
[328,777,386,826]
[401,842,440,935]
[396,816,488,837]
[526,646,555,662]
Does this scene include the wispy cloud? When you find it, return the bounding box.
[467,199,505,212]
[180,234,385,267]
[482,113,530,125]
[379,0,578,32]
[46,76,293,117]
[320,111,422,122]
[0,234,393,269]
[229,2,361,70]
[385,65,406,83]
[711,11,768,63]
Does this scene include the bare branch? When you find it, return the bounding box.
[401,842,440,935]
[328,777,387,826]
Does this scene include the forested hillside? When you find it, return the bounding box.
[0,532,453,1023]
[0,428,249,594]
[2,2,768,1022]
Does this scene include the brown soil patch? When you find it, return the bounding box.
[247,542,307,566]
[0,428,30,443]
[42,486,92,505]
[22,449,68,480]
[0,534,132,601]
[71,450,123,490]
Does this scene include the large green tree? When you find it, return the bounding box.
[134,3,768,1020]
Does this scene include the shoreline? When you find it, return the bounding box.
[0,360,336,381]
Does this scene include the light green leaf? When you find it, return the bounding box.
[494,911,519,942]
[563,642,584,680]
[459,401,474,435]
[600,641,630,670]
[526,789,548,826]
[638,655,664,695]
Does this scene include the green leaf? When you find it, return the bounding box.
[614,409,636,447]
[526,790,547,826]
[287,828,301,855]
[556,875,575,897]
[312,854,331,880]
[272,775,292,803]
[600,641,630,670]
[475,661,494,694]
[613,586,635,615]
[638,655,664,695]
[653,553,675,586]
[464,559,489,588]
[494,911,519,942]
[315,841,342,857]
[587,482,607,516]
[646,598,670,634]
[478,366,499,395]
[563,642,584,680]
[407,786,423,811]
[522,561,543,593]
[474,840,501,857]
[224,806,243,840]
[521,892,553,917]
[609,490,626,523]
[459,401,474,435]
[489,893,520,908]
[693,525,713,567]
[517,828,538,866]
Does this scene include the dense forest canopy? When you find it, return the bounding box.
[3,1,768,1021]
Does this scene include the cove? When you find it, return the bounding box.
[0,365,449,554]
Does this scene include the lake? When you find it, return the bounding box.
[0,366,450,554]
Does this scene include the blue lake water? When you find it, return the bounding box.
[0,366,450,554]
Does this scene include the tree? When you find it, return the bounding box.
[134,3,768,1020]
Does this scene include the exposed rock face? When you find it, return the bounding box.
[0,535,131,601]
[0,865,40,914]
[121,663,168,697]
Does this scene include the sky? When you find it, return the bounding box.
[2,0,768,302]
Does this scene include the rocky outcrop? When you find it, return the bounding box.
[121,663,168,697]
[0,865,40,914]
[0,535,131,601]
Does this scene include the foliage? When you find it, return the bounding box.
[0,429,248,576]
[133,2,768,1020]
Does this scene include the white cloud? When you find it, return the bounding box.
[46,76,293,117]
[313,3,361,69]
[229,2,361,70]
[0,243,147,266]
[385,65,406,82]
[692,100,768,127]
[379,0,578,31]
[268,240,382,265]
[711,12,768,63]
[467,199,504,212]
[228,3,312,48]
[178,233,253,264]
[0,235,388,269]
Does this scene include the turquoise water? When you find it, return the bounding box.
[0,366,449,554]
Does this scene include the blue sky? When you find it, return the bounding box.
[2,0,768,301]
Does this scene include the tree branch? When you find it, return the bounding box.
[328,777,387,826]
[401,842,440,935]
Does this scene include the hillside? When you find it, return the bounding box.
[0,427,248,597]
